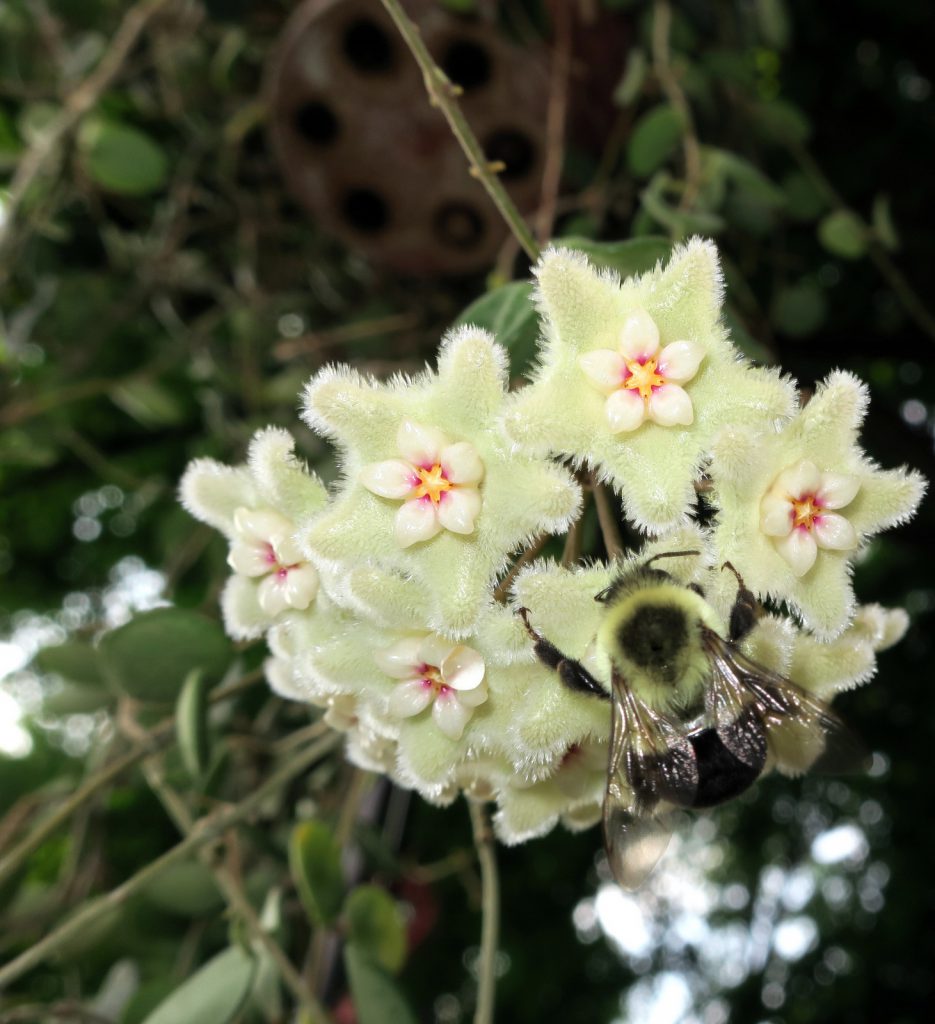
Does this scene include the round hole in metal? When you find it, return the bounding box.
[441,39,491,92]
[342,188,390,233]
[484,128,535,181]
[293,101,340,145]
[342,17,395,74]
[433,202,485,250]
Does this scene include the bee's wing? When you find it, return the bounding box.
[702,628,870,776]
[602,671,697,889]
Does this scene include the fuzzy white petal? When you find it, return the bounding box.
[432,692,472,740]
[605,388,646,433]
[394,498,441,547]
[389,680,435,718]
[774,529,818,577]
[282,563,319,609]
[760,494,793,537]
[647,383,694,426]
[776,460,821,499]
[441,645,486,691]
[619,309,660,361]
[418,634,458,669]
[359,459,418,499]
[227,540,272,577]
[817,473,861,510]
[257,574,290,617]
[657,339,704,383]
[578,350,626,394]
[441,442,484,486]
[397,420,449,468]
[374,636,425,679]
[436,487,481,535]
[813,513,858,551]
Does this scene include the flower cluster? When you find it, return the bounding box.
[181,239,924,845]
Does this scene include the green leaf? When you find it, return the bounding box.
[556,236,671,278]
[345,885,407,974]
[78,117,169,196]
[98,607,232,703]
[755,0,791,49]
[640,179,725,237]
[344,944,417,1024]
[818,210,868,260]
[289,820,344,927]
[771,281,828,337]
[34,640,104,688]
[627,105,683,178]
[749,100,811,147]
[110,378,187,427]
[42,684,116,716]
[871,194,900,251]
[176,670,211,781]
[455,281,538,376]
[782,171,826,221]
[140,860,224,917]
[140,946,255,1024]
[716,150,785,207]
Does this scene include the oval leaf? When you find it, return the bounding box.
[344,944,417,1024]
[455,281,537,376]
[140,860,224,917]
[140,946,255,1024]
[33,640,105,688]
[289,820,344,928]
[345,885,407,974]
[98,607,232,703]
[78,117,169,197]
[556,237,671,279]
[818,210,868,260]
[627,105,683,178]
[177,669,211,781]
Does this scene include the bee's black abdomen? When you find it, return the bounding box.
[688,723,765,808]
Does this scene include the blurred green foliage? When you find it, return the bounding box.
[1,1,934,1022]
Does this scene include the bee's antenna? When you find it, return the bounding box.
[642,549,700,570]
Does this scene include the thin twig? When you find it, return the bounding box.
[139,756,328,1019]
[0,671,262,888]
[535,0,573,244]
[378,0,539,262]
[591,475,623,559]
[493,534,550,602]
[0,0,173,275]
[0,732,341,989]
[468,800,499,1024]
[651,0,702,212]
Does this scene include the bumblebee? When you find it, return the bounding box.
[518,551,868,889]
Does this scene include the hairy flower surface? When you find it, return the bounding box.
[180,428,328,638]
[301,327,581,635]
[709,371,926,637]
[502,240,796,532]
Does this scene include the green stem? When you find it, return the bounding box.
[591,476,623,560]
[0,672,262,889]
[0,732,340,990]
[468,800,499,1024]
[378,0,539,262]
[140,757,329,1020]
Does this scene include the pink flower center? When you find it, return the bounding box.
[419,664,447,694]
[413,463,453,505]
[622,357,666,400]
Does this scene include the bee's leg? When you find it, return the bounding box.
[517,607,610,701]
[721,561,759,642]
